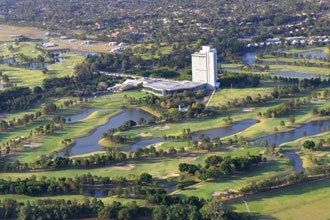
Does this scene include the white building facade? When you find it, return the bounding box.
[191,46,219,89]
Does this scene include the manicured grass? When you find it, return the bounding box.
[281,132,330,169]
[0,42,43,59]
[280,131,330,149]
[16,109,121,163]
[0,147,263,180]
[209,87,274,107]
[284,47,327,54]
[0,53,84,88]
[259,55,329,65]
[0,64,46,87]
[269,64,330,75]
[227,178,330,220]
[120,90,330,142]
[174,154,291,199]
[89,90,147,109]
[220,63,244,68]
[47,53,85,77]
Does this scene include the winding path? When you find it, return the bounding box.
[241,198,251,213]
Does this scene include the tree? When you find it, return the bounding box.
[303,140,315,150]
[139,173,152,183]
[201,200,226,220]
[289,116,295,125]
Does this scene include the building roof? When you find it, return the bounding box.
[143,80,205,91]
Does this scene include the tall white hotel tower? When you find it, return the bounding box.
[191,46,219,89]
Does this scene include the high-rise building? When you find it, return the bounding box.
[191,46,219,89]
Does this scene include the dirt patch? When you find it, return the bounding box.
[139,132,152,137]
[155,173,179,179]
[110,164,134,171]
[153,124,170,130]
[212,189,238,197]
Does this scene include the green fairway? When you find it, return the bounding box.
[47,53,85,77]
[269,64,330,76]
[209,86,274,107]
[0,42,43,59]
[227,178,330,220]
[120,90,330,142]
[0,64,46,87]
[0,147,265,180]
[174,155,291,199]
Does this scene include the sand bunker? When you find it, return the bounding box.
[153,124,170,130]
[155,173,179,179]
[242,107,255,112]
[23,142,41,148]
[110,164,134,171]
[226,146,244,150]
[139,132,152,137]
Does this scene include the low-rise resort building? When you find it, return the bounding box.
[108,46,219,96]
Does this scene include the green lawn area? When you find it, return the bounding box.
[47,53,85,77]
[209,87,274,107]
[174,153,291,199]
[227,178,330,220]
[284,47,327,54]
[0,64,46,87]
[15,109,121,163]
[220,63,244,68]
[0,147,265,180]
[259,55,329,65]
[0,42,42,59]
[269,64,330,75]
[120,89,330,142]
[0,51,84,88]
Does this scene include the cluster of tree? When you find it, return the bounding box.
[239,172,306,195]
[311,107,330,116]
[0,195,249,220]
[1,146,181,171]
[129,91,214,121]
[0,172,154,197]
[220,72,260,88]
[0,87,42,112]
[260,99,305,118]
[179,154,265,180]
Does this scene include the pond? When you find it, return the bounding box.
[271,71,330,79]
[126,119,259,152]
[83,188,111,198]
[0,57,66,70]
[242,52,256,65]
[252,120,330,172]
[63,108,153,156]
[292,50,329,60]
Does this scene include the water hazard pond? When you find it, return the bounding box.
[62,108,329,172]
